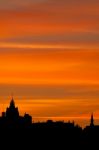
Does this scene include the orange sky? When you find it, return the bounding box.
[0,0,99,127]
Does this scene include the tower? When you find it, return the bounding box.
[90,113,94,127]
[6,98,19,120]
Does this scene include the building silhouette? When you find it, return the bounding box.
[0,99,98,149]
[0,98,32,127]
[6,98,19,120]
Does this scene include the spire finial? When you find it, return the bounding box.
[11,92,14,100]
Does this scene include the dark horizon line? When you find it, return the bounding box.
[0,98,96,129]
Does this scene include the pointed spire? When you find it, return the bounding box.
[90,113,94,126]
[10,93,15,108]
[10,99,15,108]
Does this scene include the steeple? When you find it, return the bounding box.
[10,99,15,108]
[6,98,19,119]
[90,113,94,127]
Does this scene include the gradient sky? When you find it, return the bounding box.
[0,0,99,127]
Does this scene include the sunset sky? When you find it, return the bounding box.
[0,0,99,127]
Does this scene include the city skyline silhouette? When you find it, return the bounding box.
[0,96,99,128]
[0,97,97,128]
[0,98,98,149]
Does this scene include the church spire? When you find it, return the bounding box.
[6,98,19,119]
[90,113,94,127]
[10,99,15,108]
[10,93,15,108]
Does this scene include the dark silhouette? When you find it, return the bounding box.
[90,113,94,127]
[0,98,32,128]
[6,99,19,119]
[0,98,98,149]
